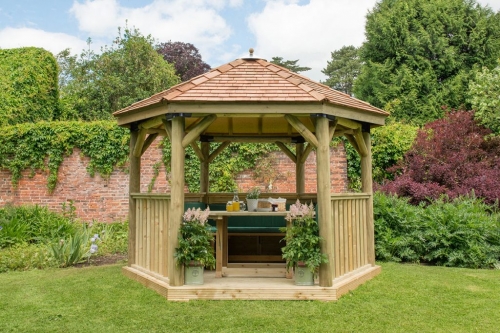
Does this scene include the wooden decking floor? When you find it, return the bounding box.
[123,264,381,301]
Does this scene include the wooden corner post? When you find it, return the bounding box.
[316,116,334,287]
[168,116,185,286]
[360,125,375,265]
[296,143,305,194]
[128,126,141,266]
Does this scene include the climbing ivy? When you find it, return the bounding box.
[160,139,278,192]
[0,121,129,192]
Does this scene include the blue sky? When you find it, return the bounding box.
[1,0,500,81]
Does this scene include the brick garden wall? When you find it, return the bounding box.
[0,138,348,222]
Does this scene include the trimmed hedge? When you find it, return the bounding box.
[0,47,59,125]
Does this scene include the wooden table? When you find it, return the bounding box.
[208,210,289,277]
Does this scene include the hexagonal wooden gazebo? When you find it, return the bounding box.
[113,54,389,301]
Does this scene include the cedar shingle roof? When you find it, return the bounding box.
[113,58,388,117]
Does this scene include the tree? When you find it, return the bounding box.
[322,46,361,96]
[270,57,311,73]
[156,41,211,82]
[380,110,500,206]
[468,62,500,135]
[354,0,500,125]
[0,47,60,125]
[58,28,179,121]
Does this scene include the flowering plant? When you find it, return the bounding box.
[246,187,261,199]
[174,207,215,269]
[280,200,328,273]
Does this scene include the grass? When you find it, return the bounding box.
[0,262,498,332]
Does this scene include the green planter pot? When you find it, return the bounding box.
[185,263,204,285]
[295,263,314,286]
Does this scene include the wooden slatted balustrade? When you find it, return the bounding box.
[331,193,370,278]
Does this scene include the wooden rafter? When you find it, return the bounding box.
[337,117,361,130]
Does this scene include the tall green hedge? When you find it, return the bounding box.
[0,121,129,191]
[0,47,60,125]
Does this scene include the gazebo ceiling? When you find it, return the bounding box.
[113,57,389,137]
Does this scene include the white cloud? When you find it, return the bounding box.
[70,0,234,61]
[248,0,375,81]
[0,27,88,55]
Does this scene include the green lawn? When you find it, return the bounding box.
[0,262,498,333]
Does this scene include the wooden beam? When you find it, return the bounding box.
[133,128,147,158]
[299,143,314,164]
[315,116,334,287]
[337,117,361,130]
[190,142,205,162]
[284,114,319,148]
[353,128,368,157]
[181,115,217,148]
[275,142,297,163]
[139,115,164,129]
[208,141,230,163]
[345,134,361,155]
[360,131,375,266]
[162,118,172,141]
[128,129,141,266]
[141,133,158,155]
[210,136,294,143]
[168,116,185,286]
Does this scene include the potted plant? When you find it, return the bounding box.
[174,207,215,285]
[246,187,261,212]
[280,200,328,285]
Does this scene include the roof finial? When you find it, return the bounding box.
[249,48,254,57]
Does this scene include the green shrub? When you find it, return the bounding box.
[341,121,418,190]
[0,47,59,125]
[90,221,128,255]
[50,227,91,267]
[0,243,56,273]
[374,192,500,268]
[0,205,77,247]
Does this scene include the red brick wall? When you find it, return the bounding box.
[0,138,347,222]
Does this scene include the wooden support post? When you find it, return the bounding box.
[200,142,210,195]
[296,143,305,194]
[360,129,375,265]
[316,116,334,287]
[168,116,185,286]
[128,127,141,266]
[299,143,314,164]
